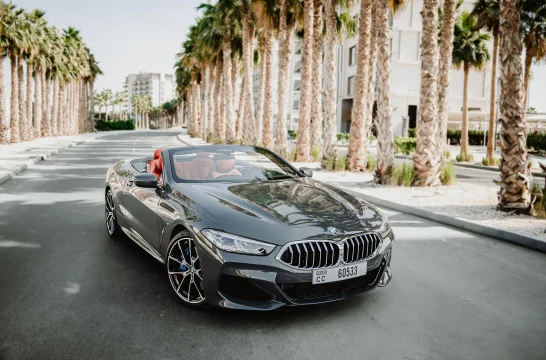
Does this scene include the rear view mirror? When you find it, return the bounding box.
[134,173,158,188]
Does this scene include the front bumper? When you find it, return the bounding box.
[195,232,394,310]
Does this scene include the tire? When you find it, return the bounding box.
[166,230,206,307]
[105,189,122,238]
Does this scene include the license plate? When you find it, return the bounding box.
[312,262,367,284]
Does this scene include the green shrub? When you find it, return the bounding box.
[408,128,416,138]
[335,155,347,171]
[394,137,417,155]
[456,152,474,163]
[311,146,322,161]
[440,162,455,185]
[95,119,135,131]
[367,154,376,171]
[288,148,297,162]
[482,157,490,166]
[336,132,350,143]
[391,163,415,186]
[369,134,376,142]
[288,130,297,139]
[444,150,451,160]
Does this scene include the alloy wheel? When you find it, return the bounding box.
[167,235,205,305]
[105,190,116,236]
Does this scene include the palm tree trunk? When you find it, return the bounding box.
[0,47,7,144]
[196,80,203,136]
[199,73,206,137]
[497,0,530,212]
[365,1,378,155]
[213,58,223,141]
[33,66,42,138]
[523,45,533,111]
[461,64,470,159]
[42,72,50,137]
[89,80,95,132]
[262,30,275,150]
[242,18,257,144]
[236,75,245,142]
[59,83,66,135]
[310,0,324,158]
[9,55,20,143]
[224,38,235,143]
[206,64,215,140]
[347,0,373,171]
[25,65,33,140]
[79,80,85,133]
[437,0,457,160]
[296,0,315,161]
[18,57,28,141]
[414,0,441,186]
[275,0,292,158]
[219,71,226,143]
[375,0,394,184]
[322,0,338,167]
[51,79,59,136]
[231,55,240,130]
[256,37,266,145]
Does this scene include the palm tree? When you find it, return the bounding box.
[413,0,441,186]
[295,0,314,161]
[114,91,124,120]
[102,89,113,121]
[497,0,531,213]
[471,0,499,164]
[375,0,406,183]
[310,0,324,158]
[0,1,11,144]
[521,0,546,109]
[322,0,355,168]
[275,0,302,157]
[436,0,460,161]
[346,0,373,171]
[253,0,278,149]
[4,6,24,143]
[452,12,490,161]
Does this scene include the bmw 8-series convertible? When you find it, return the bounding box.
[104,145,394,310]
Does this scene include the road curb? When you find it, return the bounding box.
[394,154,545,178]
[347,190,546,253]
[0,131,128,187]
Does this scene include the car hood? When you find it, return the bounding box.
[172,178,385,246]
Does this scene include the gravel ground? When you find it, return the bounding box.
[347,184,546,240]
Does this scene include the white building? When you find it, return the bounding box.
[253,0,493,137]
[123,72,176,114]
[336,0,492,136]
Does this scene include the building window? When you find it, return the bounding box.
[347,76,355,96]
[349,46,356,66]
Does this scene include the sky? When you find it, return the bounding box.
[4,0,546,112]
[12,0,204,92]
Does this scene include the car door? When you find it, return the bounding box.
[122,175,162,250]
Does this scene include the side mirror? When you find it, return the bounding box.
[299,167,313,178]
[134,173,158,188]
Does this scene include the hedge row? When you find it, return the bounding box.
[95,119,135,131]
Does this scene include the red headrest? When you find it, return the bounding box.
[154,149,163,160]
[216,159,235,173]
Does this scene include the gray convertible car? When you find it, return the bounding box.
[105,145,394,310]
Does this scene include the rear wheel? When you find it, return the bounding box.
[166,230,206,307]
[105,189,121,238]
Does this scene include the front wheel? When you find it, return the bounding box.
[166,230,206,307]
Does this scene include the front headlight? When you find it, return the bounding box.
[378,217,392,239]
[201,229,276,256]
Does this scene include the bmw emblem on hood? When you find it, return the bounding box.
[327,226,338,234]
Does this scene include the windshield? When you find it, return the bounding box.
[169,146,300,183]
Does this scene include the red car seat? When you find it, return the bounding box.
[150,149,163,180]
[189,152,214,180]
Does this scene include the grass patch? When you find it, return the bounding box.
[335,155,347,171]
[394,137,416,155]
[391,163,415,186]
[288,148,297,162]
[440,162,455,185]
[367,154,376,171]
[311,146,322,162]
[444,150,451,160]
[482,156,500,166]
[456,152,474,163]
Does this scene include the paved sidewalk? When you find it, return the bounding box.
[0,131,132,185]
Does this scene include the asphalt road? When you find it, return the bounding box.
[1,131,545,360]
